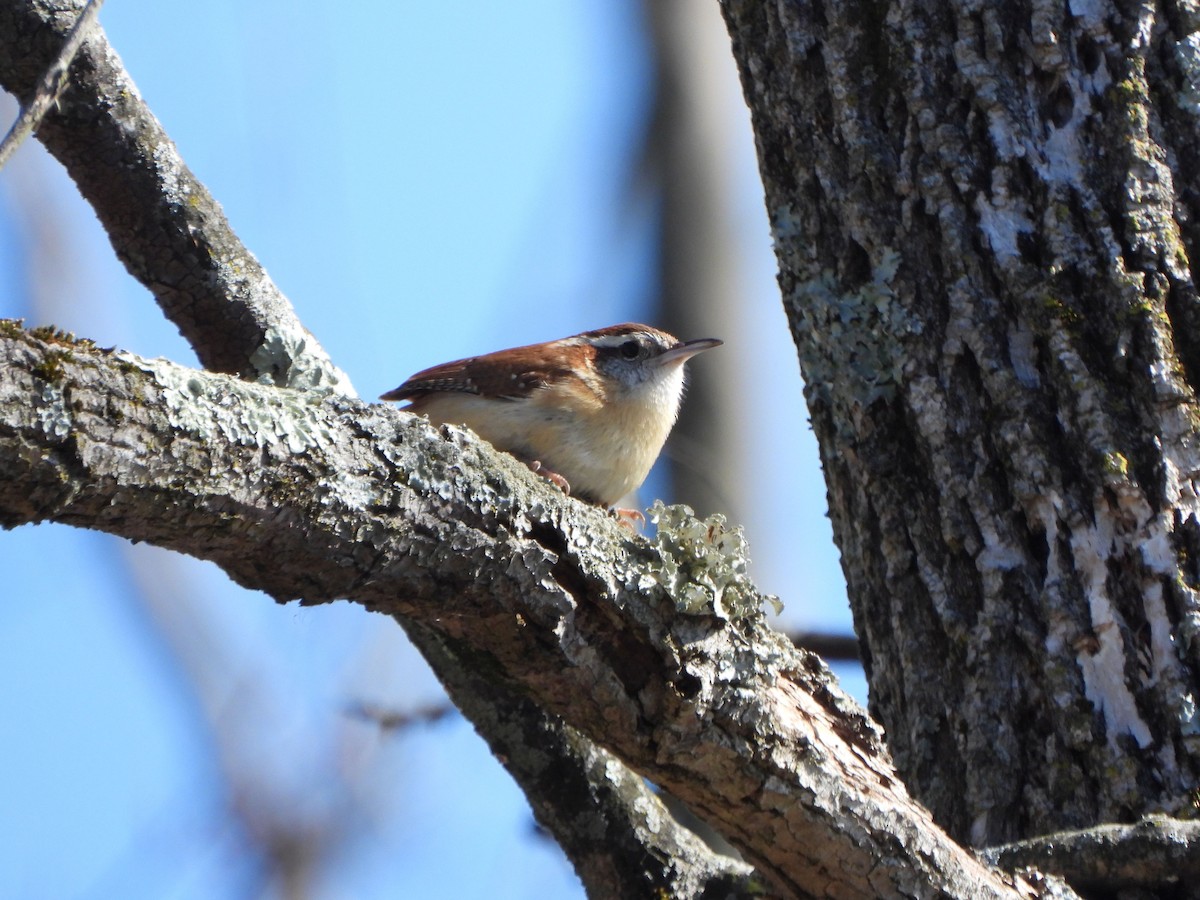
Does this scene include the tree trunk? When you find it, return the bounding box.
[720,0,1200,845]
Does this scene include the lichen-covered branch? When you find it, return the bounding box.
[0,322,1059,898]
[0,0,767,888]
[0,0,347,390]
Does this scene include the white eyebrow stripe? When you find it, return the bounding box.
[589,332,651,348]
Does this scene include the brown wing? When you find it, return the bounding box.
[379,341,589,402]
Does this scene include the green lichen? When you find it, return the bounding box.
[1107,77,1149,127]
[626,501,782,620]
[29,324,74,343]
[1102,451,1129,478]
[1,319,100,353]
[115,351,336,455]
[1040,293,1082,326]
[1126,298,1156,319]
[27,324,96,351]
[785,247,916,413]
[248,325,351,393]
[36,383,72,439]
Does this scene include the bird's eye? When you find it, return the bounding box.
[619,340,640,359]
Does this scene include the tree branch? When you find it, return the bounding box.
[981,817,1200,898]
[0,321,1070,898]
[789,631,860,662]
[402,621,762,899]
[0,0,347,389]
[0,0,103,170]
[0,1,754,890]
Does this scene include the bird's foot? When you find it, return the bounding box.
[525,460,571,496]
[611,507,645,530]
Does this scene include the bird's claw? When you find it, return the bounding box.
[526,460,571,496]
[611,507,645,530]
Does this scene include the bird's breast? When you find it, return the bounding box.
[408,367,685,506]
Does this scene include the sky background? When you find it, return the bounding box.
[0,2,860,897]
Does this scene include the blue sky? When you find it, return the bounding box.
[0,2,857,897]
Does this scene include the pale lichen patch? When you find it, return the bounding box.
[784,246,916,416]
[401,424,463,503]
[249,324,354,394]
[1179,692,1200,737]
[36,383,72,439]
[115,351,336,455]
[1006,320,1042,388]
[1176,32,1200,116]
[975,184,1034,262]
[627,501,782,620]
[1070,516,1153,749]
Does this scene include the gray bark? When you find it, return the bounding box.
[402,621,761,899]
[0,322,1045,898]
[720,0,1200,847]
[982,817,1200,897]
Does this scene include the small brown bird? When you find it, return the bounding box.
[380,323,721,508]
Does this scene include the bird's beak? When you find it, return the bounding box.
[656,337,723,367]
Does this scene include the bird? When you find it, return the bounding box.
[380,323,721,509]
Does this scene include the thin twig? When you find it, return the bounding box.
[790,630,861,661]
[0,0,106,172]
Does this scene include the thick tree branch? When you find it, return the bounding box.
[719,0,1200,847]
[0,322,1065,898]
[0,0,348,389]
[0,1,743,889]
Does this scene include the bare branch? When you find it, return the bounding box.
[789,631,860,662]
[982,817,1200,898]
[402,621,762,900]
[0,0,348,390]
[0,0,103,170]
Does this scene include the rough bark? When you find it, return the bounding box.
[0,322,1052,899]
[402,621,761,899]
[4,0,1181,894]
[720,0,1200,846]
[981,817,1200,897]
